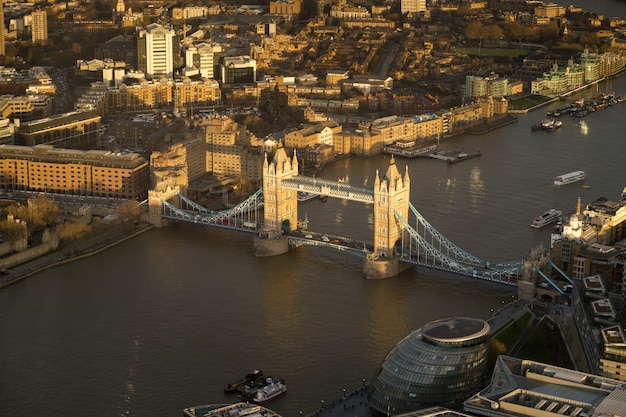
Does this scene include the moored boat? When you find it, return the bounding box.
[297,192,317,202]
[253,378,287,403]
[554,171,586,186]
[531,209,562,229]
[224,369,264,393]
[183,402,282,417]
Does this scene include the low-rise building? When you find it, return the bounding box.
[14,110,102,148]
[0,144,149,199]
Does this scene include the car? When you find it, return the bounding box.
[304,234,313,238]
[321,236,330,242]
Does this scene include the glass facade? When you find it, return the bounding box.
[368,318,490,415]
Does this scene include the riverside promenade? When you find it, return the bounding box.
[0,222,154,289]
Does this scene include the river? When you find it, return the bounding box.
[1,75,626,417]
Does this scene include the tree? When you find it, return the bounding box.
[115,200,145,223]
[4,197,58,235]
[465,21,484,40]
[56,221,92,243]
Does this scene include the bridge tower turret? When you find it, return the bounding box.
[373,156,410,257]
[262,144,299,232]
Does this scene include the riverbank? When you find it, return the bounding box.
[0,222,154,289]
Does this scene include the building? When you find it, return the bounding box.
[0,1,5,56]
[136,23,179,78]
[465,74,509,98]
[401,0,426,15]
[368,317,491,414]
[283,121,341,150]
[31,9,47,45]
[269,0,302,17]
[464,356,626,417]
[184,42,224,79]
[204,116,264,185]
[0,144,149,199]
[221,56,256,85]
[150,138,206,195]
[15,111,102,148]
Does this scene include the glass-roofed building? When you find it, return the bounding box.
[368,317,491,415]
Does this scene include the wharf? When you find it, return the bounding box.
[382,143,439,158]
[464,114,518,135]
[429,149,481,164]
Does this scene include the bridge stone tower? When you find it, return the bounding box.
[253,145,298,257]
[364,156,412,279]
[262,144,299,232]
[373,156,410,257]
[147,185,181,227]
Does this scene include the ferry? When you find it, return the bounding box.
[531,209,562,229]
[554,171,586,186]
[183,402,282,417]
[253,378,287,403]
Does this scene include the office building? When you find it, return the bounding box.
[464,356,626,417]
[221,56,256,85]
[136,24,179,78]
[368,317,491,414]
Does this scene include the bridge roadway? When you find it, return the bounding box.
[281,175,374,204]
[287,229,373,255]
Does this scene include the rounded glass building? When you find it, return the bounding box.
[368,317,490,414]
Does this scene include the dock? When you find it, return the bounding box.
[429,149,481,164]
[382,143,439,158]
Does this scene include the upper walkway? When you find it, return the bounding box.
[282,175,374,204]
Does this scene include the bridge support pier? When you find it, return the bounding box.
[363,256,412,279]
[252,228,289,257]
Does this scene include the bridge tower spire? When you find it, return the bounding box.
[262,144,299,232]
[373,156,410,257]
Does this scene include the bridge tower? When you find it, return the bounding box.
[373,156,410,257]
[253,145,298,256]
[262,144,299,232]
[364,156,412,278]
[148,185,181,227]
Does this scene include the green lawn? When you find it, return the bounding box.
[454,46,530,57]
[508,95,553,110]
[515,317,575,368]
[492,312,532,353]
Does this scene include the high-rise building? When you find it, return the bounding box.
[31,10,48,45]
[220,56,256,85]
[0,0,5,56]
[136,23,179,78]
[185,42,223,79]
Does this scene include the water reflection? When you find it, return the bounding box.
[469,167,486,213]
[579,120,589,136]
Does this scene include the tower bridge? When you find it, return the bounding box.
[148,146,523,285]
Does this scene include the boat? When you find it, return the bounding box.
[544,120,562,131]
[531,209,563,229]
[297,192,317,202]
[224,369,264,393]
[183,402,283,417]
[538,118,562,131]
[554,171,586,186]
[253,378,287,403]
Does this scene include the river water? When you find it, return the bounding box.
[1,75,626,417]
